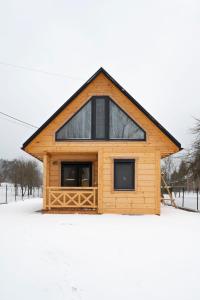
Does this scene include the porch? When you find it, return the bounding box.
[46,186,98,211]
[43,152,102,213]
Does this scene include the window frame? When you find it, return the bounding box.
[55,100,92,140]
[61,162,92,187]
[91,97,110,140]
[114,159,135,191]
[55,96,146,141]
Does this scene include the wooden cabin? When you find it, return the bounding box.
[22,68,181,214]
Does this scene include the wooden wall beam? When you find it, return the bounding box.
[97,149,103,213]
[155,150,161,215]
[43,152,50,210]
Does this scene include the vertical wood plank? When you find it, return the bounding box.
[78,193,80,206]
[98,150,103,213]
[155,150,161,215]
[43,152,50,210]
[93,188,96,208]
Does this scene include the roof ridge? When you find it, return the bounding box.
[22,67,181,150]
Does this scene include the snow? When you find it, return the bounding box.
[163,191,199,211]
[0,199,200,300]
[175,192,199,211]
[0,183,42,204]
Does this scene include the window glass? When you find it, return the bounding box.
[62,165,78,187]
[56,97,145,141]
[61,163,91,187]
[109,101,145,139]
[56,101,91,139]
[94,98,106,139]
[114,160,135,190]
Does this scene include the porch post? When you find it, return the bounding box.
[155,150,161,215]
[43,152,50,210]
[98,150,103,213]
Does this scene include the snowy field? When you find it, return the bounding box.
[0,183,42,204]
[174,192,199,211]
[163,191,199,211]
[0,199,200,300]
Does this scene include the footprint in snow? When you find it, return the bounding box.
[71,286,82,300]
[60,222,73,226]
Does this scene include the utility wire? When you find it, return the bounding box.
[0,115,35,129]
[0,61,83,80]
[0,111,38,129]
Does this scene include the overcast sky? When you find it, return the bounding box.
[0,0,199,160]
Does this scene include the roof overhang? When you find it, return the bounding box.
[22,67,182,151]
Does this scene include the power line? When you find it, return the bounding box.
[0,61,83,80]
[0,115,35,129]
[0,111,38,129]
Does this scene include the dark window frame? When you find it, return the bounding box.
[61,162,92,187]
[114,159,135,191]
[55,100,91,140]
[91,97,110,140]
[55,96,146,141]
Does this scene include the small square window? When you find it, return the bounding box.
[114,159,135,190]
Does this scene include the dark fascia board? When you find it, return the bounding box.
[22,67,181,150]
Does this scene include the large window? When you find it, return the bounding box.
[56,102,91,139]
[92,97,108,139]
[61,162,92,187]
[56,96,145,140]
[109,101,145,139]
[114,159,135,190]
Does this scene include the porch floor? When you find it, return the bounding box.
[42,208,98,214]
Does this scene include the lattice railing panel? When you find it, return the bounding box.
[47,187,97,209]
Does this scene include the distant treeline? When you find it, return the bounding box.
[162,118,200,189]
[0,158,42,196]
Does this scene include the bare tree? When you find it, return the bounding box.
[188,118,200,188]
[161,156,175,184]
[5,158,42,197]
[24,160,42,196]
[0,160,4,185]
[0,159,10,185]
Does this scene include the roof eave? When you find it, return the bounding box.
[22,67,181,150]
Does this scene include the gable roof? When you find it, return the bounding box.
[22,67,181,150]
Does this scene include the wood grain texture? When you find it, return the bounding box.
[24,72,180,214]
[47,187,97,209]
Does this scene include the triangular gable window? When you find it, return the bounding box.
[56,101,91,139]
[109,101,145,139]
[56,96,146,141]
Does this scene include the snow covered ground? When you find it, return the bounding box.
[0,199,200,300]
[175,192,199,211]
[0,183,42,204]
[163,191,199,211]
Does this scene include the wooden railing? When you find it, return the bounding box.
[46,187,98,210]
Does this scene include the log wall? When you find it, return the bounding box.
[24,72,179,214]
